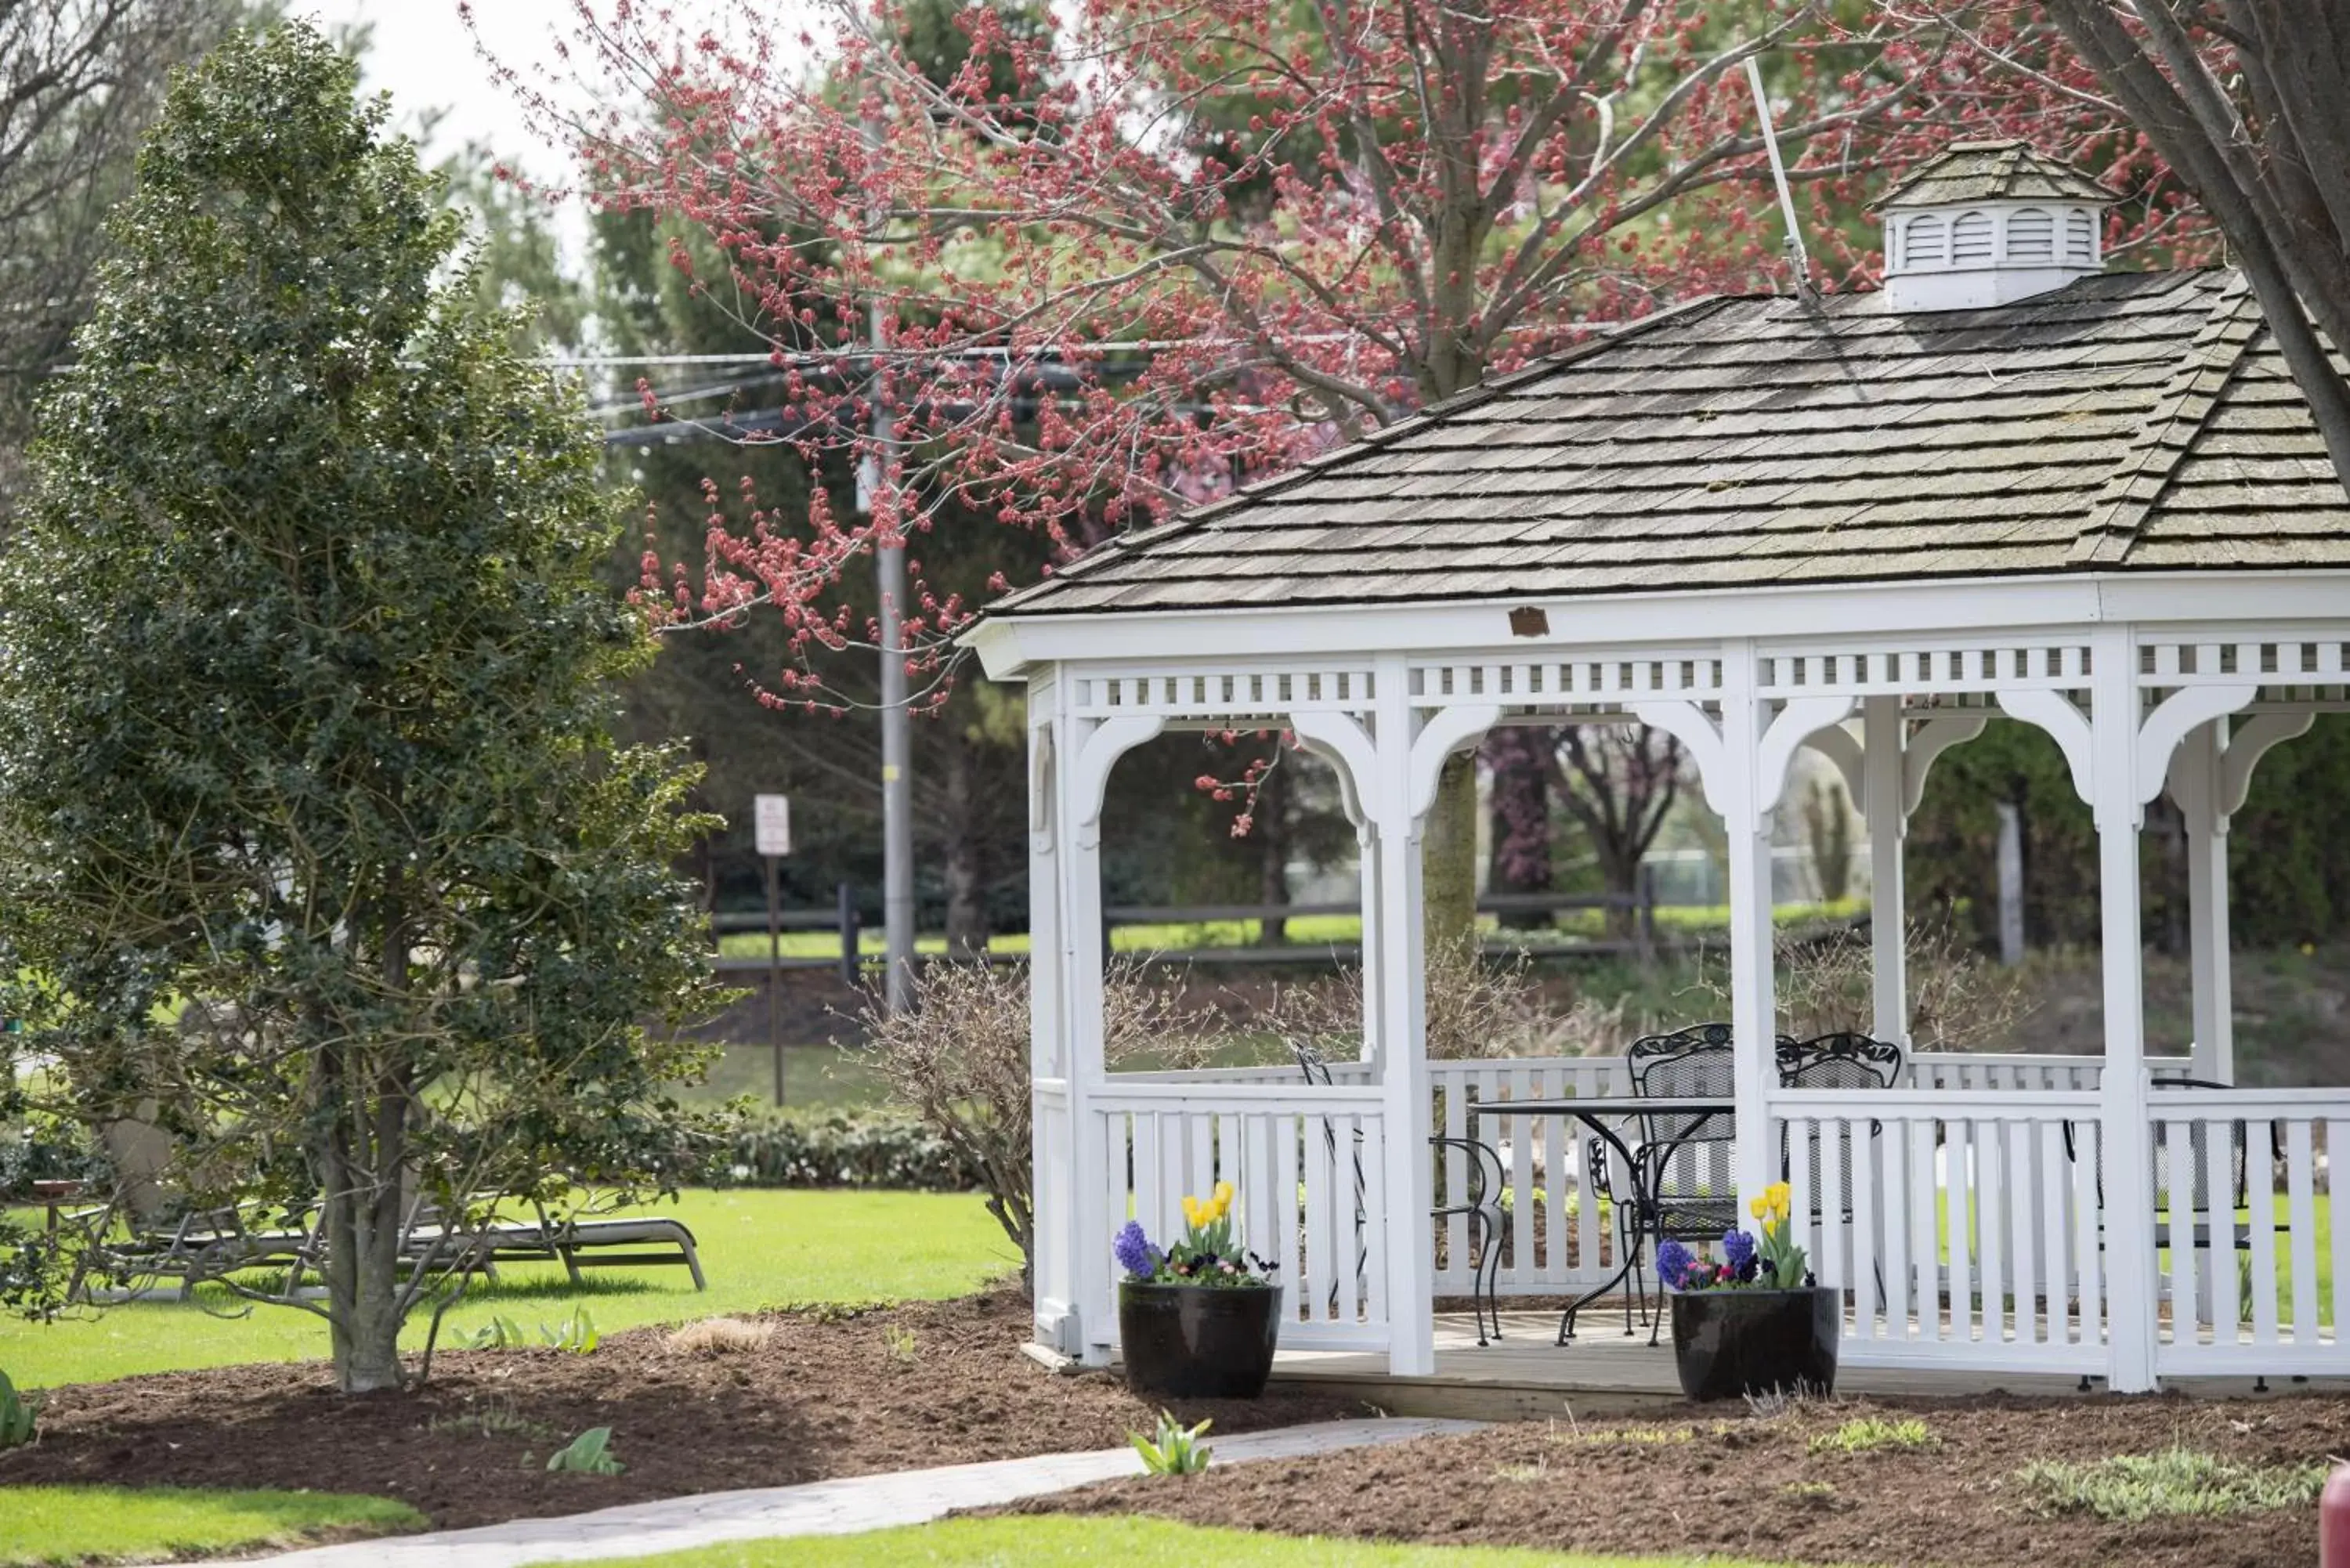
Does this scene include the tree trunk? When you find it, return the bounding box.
[1256,760,1291,945]
[1484,728,1552,930]
[1422,753,1480,959]
[1593,840,1647,941]
[316,1042,408,1394]
[942,725,988,959]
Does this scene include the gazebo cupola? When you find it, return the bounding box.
[1879,139,2114,313]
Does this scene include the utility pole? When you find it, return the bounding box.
[861,110,916,1012]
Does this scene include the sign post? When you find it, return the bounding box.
[754,795,792,1105]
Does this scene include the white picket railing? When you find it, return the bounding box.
[1423,1053,2178,1299]
[1121,1051,2188,1300]
[1082,1059,2329,1382]
[1773,1089,2110,1374]
[2148,1089,2348,1378]
[1115,1060,1377,1087]
[1090,1081,1390,1351]
[1428,1057,1629,1297]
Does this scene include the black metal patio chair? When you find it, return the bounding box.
[2065,1076,2276,1254]
[1776,1031,1904,1302]
[1293,1039,1505,1346]
[1614,1024,1743,1341]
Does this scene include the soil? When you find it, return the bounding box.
[0,1288,1361,1530]
[1002,1389,2349,1568]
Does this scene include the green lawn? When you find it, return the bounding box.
[538,1516,1808,1568]
[0,1484,424,1566]
[0,1189,1013,1389]
[710,900,1865,961]
[685,1042,890,1107]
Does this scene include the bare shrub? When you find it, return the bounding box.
[1528,992,1647,1058]
[663,1317,775,1357]
[1245,942,1643,1063]
[1694,916,2034,1050]
[854,956,1210,1285]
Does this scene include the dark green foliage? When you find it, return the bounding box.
[1906,714,2350,955]
[707,1107,978,1190]
[0,23,724,1391]
[1904,722,2100,948]
[0,1368,37,1448]
[2225,717,2350,948]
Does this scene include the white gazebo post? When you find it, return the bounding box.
[1719,649,1784,1204]
[2174,721,2232,1085]
[1050,698,1164,1366]
[1862,696,1908,1045]
[1369,654,1435,1377]
[1025,684,1076,1354]
[1294,720,1382,1071]
[2088,625,2159,1393]
[2174,712,2317,1086]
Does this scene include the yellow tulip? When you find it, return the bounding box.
[1214,1180,1234,1204]
[1182,1196,1201,1225]
[1749,1195,1768,1220]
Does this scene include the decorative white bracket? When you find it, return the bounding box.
[1068,714,1164,848]
[1408,703,1502,821]
[2135,685,2258,807]
[1635,695,1853,828]
[2218,711,2315,818]
[1290,710,1376,833]
[1756,697,1857,828]
[1802,723,1866,814]
[1901,714,1989,817]
[1629,699,1730,817]
[1996,690,2093,805]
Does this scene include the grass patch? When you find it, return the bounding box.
[1808,1417,1936,1455]
[1554,1423,1695,1447]
[0,1484,422,1566]
[2012,1447,2326,1522]
[0,1189,1013,1389]
[526,1514,1806,1567]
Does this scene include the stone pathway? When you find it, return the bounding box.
[211,1415,1484,1568]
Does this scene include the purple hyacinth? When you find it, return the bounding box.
[1720,1227,1756,1281]
[1113,1219,1157,1279]
[1654,1238,1694,1291]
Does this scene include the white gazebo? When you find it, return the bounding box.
[964,143,2350,1395]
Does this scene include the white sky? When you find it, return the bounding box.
[302,0,581,178]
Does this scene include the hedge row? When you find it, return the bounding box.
[702,1107,978,1191]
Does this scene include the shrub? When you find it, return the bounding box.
[0,1368,36,1448]
[2014,1447,2326,1521]
[0,1111,107,1199]
[1810,1416,1936,1454]
[546,1427,624,1476]
[855,959,1207,1284]
[706,1107,977,1191]
[1131,1411,1213,1475]
[1693,915,2032,1050]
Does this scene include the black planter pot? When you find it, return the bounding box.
[1118,1281,1283,1400]
[1668,1285,1839,1402]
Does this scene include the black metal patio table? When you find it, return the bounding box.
[1464,1096,1737,1346]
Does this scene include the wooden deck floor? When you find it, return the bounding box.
[1264,1308,2346,1421]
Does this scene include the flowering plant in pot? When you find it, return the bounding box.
[1115,1182,1284,1399]
[1654,1181,1838,1401]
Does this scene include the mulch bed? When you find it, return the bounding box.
[1003,1389,2347,1567]
[0,1288,1360,1529]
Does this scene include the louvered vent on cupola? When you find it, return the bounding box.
[1877,140,2116,313]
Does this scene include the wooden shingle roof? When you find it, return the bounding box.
[992,269,2350,619]
[1875,139,2116,209]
